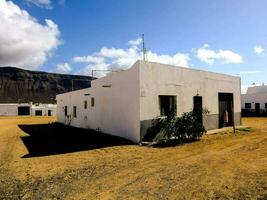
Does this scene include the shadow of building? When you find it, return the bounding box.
[19,123,133,158]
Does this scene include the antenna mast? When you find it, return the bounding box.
[142,34,146,61]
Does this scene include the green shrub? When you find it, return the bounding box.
[142,111,206,145]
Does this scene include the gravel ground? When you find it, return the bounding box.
[0,116,266,200]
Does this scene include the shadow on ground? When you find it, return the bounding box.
[19,123,134,158]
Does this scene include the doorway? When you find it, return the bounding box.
[48,110,52,116]
[218,93,233,128]
[193,96,203,125]
[255,103,260,114]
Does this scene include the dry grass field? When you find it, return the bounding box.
[0,116,266,200]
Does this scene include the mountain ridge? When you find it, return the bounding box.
[0,66,95,103]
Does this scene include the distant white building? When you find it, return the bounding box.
[56,60,241,143]
[0,103,57,116]
[241,85,267,116]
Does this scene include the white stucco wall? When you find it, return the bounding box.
[57,60,241,142]
[0,104,19,116]
[56,62,140,142]
[31,104,57,116]
[139,61,241,121]
[241,93,267,110]
[0,103,57,116]
[247,85,267,94]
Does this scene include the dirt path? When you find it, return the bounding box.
[0,117,266,199]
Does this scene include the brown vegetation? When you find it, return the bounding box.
[0,116,266,199]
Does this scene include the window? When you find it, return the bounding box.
[73,106,77,118]
[84,100,87,109]
[64,106,68,116]
[159,95,177,116]
[91,97,95,107]
[245,103,251,109]
[265,103,267,109]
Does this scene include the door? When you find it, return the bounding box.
[193,96,203,125]
[218,93,233,128]
[48,110,52,116]
[255,103,260,114]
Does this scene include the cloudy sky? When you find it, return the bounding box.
[1,0,267,93]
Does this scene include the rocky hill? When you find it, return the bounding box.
[0,67,95,103]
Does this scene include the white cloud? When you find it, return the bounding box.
[128,37,142,47]
[0,0,61,69]
[254,45,265,55]
[196,44,243,65]
[72,56,104,64]
[56,63,71,73]
[73,37,190,77]
[238,70,261,75]
[25,0,52,9]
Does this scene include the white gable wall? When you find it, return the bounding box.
[57,62,140,142]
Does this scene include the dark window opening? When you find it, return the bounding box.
[18,106,30,116]
[84,100,87,109]
[265,103,267,109]
[91,98,95,107]
[35,110,42,116]
[159,95,177,117]
[73,106,77,118]
[245,103,251,109]
[48,110,52,116]
[64,106,68,116]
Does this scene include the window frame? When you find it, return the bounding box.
[158,95,177,117]
[245,103,251,109]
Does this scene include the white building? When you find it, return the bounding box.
[56,60,241,143]
[0,103,57,116]
[241,85,267,116]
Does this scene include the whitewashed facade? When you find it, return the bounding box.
[56,60,241,143]
[241,85,267,115]
[0,103,57,116]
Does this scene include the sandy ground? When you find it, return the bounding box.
[0,116,266,200]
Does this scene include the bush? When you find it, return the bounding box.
[142,111,206,145]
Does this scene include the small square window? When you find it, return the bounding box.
[91,97,95,107]
[73,106,77,118]
[84,100,87,109]
[159,95,177,116]
[245,103,251,109]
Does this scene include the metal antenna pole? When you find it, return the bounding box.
[142,34,145,61]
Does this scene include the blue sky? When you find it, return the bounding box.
[1,0,267,92]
